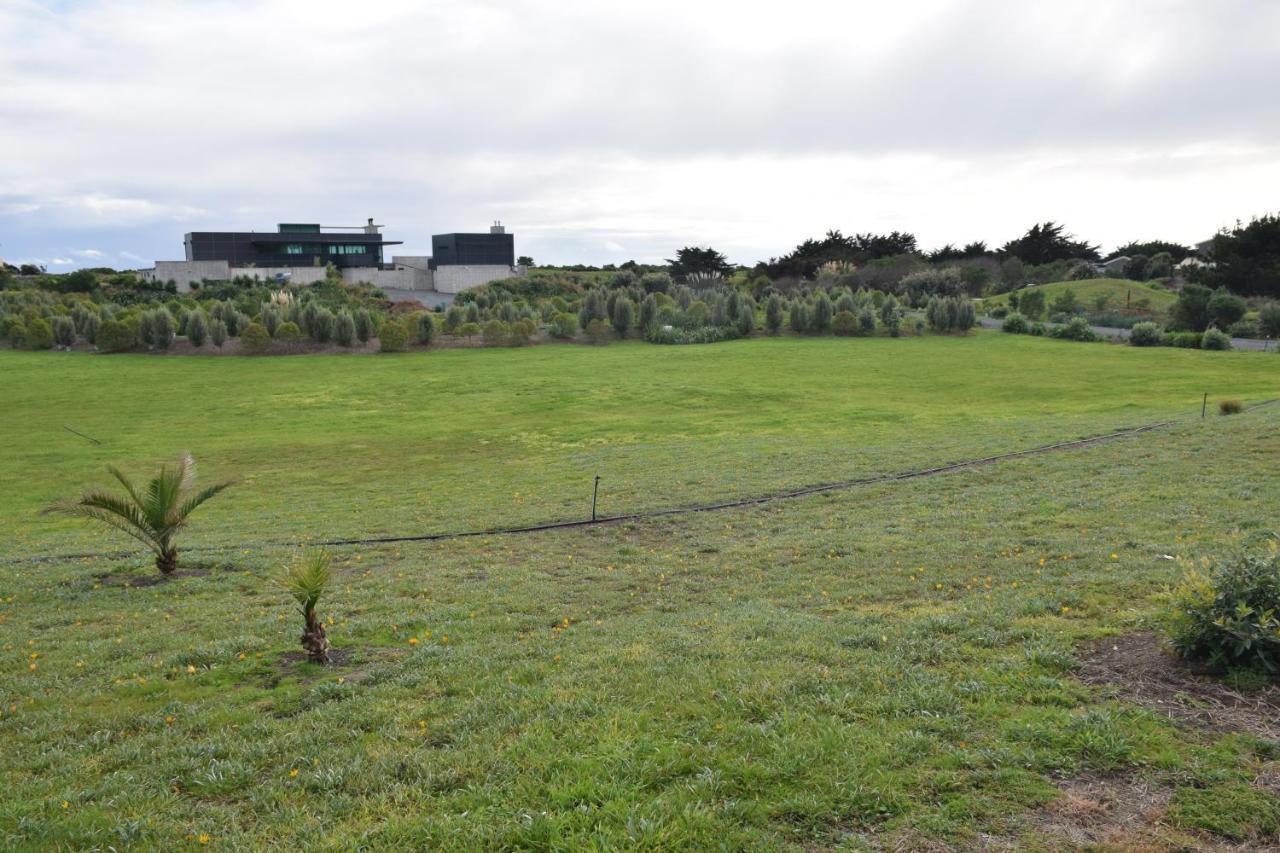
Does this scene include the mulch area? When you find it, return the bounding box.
[1076,632,1280,742]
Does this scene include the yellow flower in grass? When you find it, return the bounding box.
[408,637,419,646]
[199,834,210,844]
[289,768,299,778]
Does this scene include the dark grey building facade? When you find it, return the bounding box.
[431,224,514,267]
[184,220,402,269]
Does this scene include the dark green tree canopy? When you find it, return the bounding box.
[765,229,918,278]
[667,246,732,280]
[927,241,990,262]
[1000,222,1100,264]
[1106,240,1192,262]
[1204,214,1280,297]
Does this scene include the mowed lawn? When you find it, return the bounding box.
[1,332,1275,558]
[2,335,1280,849]
[980,278,1180,313]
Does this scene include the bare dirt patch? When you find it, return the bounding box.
[1077,632,1280,742]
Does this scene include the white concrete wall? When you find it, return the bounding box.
[434,265,519,294]
[151,260,521,295]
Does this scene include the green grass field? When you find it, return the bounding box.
[2,333,1279,849]
[981,278,1179,314]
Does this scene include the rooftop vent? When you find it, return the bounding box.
[490,220,505,234]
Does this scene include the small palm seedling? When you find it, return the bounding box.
[45,453,232,575]
[280,550,333,664]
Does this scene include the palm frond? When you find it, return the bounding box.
[49,496,163,553]
[169,481,235,529]
[279,550,332,613]
[47,455,231,567]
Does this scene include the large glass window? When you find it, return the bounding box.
[327,245,370,255]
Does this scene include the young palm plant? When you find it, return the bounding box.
[280,550,333,664]
[45,453,232,575]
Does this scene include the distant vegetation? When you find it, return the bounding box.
[5,214,1279,355]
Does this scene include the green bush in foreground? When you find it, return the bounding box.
[43,453,233,575]
[240,322,272,355]
[1048,316,1098,342]
[1201,327,1232,350]
[1167,542,1280,672]
[1001,312,1029,334]
[279,550,333,664]
[378,319,409,352]
[1128,321,1163,347]
[24,317,54,350]
[96,318,136,352]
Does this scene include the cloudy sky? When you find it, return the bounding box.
[2,0,1278,270]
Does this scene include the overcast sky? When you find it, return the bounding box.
[2,0,1278,270]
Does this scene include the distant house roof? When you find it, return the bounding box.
[1098,256,1130,271]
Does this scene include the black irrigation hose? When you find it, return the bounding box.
[6,399,1275,567]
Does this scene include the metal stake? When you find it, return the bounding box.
[591,475,600,521]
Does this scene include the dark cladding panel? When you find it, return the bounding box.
[432,232,514,266]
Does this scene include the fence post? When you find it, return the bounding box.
[1202,392,1208,419]
[591,475,600,521]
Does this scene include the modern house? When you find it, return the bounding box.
[140,219,523,299]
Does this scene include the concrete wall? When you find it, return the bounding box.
[434,264,519,294]
[148,260,521,295]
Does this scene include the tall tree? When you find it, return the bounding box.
[766,229,918,278]
[666,246,732,280]
[1203,214,1280,297]
[1000,222,1100,264]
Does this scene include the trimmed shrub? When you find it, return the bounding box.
[549,312,577,339]
[240,322,272,355]
[1167,544,1280,672]
[832,310,857,336]
[1018,289,1046,320]
[1128,321,1163,347]
[378,320,409,352]
[811,293,833,334]
[310,307,335,343]
[1201,328,1232,351]
[25,317,54,350]
[81,312,100,345]
[1258,301,1280,338]
[186,309,209,347]
[856,307,876,336]
[1207,289,1247,330]
[1167,331,1202,349]
[260,304,282,336]
[585,318,609,345]
[1227,319,1259,339]
[925,296,976,332]
[1218,399,1243,415]
[141,308,174,350]
[457,322,480,342]
[1049,316,1098,342]
[210,319,228,349]
[334,310,357,347]
[508,318,535,346]
[52,315,76,348]
[482,319,509,347]
[1001,312,1029,334]
[611,297,635,337]
[736,299,756,335]
[416,312,436,345]
[788,301,809,334]
[275,322,302,351]
[97,319,135,352]
[765,294,784,335]
[638,294,658,333]
[988,305,1009,319]
[354,308,376,343]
